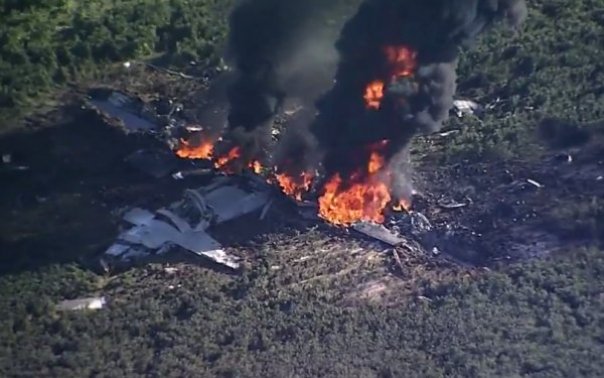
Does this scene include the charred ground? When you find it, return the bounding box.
[1,0,604,377]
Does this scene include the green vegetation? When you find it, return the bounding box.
[447,0,604,159]
[1,246,604,376]
[0,0,233,118]
[547,195,604,243]
[1,0,604,376]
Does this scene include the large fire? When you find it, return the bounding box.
[175,46,416,226]
[317,142,406,225]
[318,162,390,224]
[176,137,262,174]
[176,135,313,198]
[363,45,417,109]
[176,135,409,225]
[214,146,242,170]
[319,45,417,224]
[274,171,314,201]
[176,139,215,159]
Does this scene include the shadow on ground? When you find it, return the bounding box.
[0,105,194,275]
[0,104,312,276]
[1,102,602,277]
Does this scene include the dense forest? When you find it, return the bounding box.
[1,0,604,376]
[0,0,233,116]
[1,246,603,377]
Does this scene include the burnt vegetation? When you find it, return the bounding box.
[1,0,604,377]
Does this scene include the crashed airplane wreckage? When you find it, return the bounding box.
[105,174,273,270]
[91,90,449,270]
[103,173,439,271]
[102,169,422,270]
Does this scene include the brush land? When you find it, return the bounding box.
[1,1,604,377]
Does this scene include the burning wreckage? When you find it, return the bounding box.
[94,0,528,270]
[105,174,273,269]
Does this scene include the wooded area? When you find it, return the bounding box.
[0,0,232,115]
[1,0,603,376]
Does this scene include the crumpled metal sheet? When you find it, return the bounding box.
[104,176,273,269]
[57,297,106,311]
[108,210,239,269]
[352,222,406,246]
[452,99,482,118]
[202,185,271,224]
[90,92,157,132]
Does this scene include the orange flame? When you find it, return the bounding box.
[176,137,411,225]
[364,80,385,110]
[363,45,418,110]
[392,198,412,212]
[317,141,392,225]
[317,140,412,225]
[275,171,314,201]
[214,146,241,170]
[176,135,263,174]
[318,156,392,225]
[175,83,417,226]
[384,45,417,79]
[176,139,214,159]
[250,160,263,174]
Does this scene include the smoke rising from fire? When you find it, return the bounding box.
[180,0,527,225]
[199,0,351,168]
[272,0,526,223]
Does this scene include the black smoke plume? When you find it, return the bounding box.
[205,0,349,168]
[276,0,526,200]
